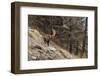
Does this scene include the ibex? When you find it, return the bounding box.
[44,29,56,46]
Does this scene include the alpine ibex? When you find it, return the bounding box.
[44,29,56,46]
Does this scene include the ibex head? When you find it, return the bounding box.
[48,28,56,41]
[51,29,56,37]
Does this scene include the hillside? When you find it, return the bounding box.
[28,27,79,60]
[28,15,88,58]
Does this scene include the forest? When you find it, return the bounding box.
[28,15,88,60]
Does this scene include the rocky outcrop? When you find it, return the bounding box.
[28,27,78,61]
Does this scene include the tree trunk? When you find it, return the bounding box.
[75,41,79,55]
[81,18,88,58]
[69,21,73,53]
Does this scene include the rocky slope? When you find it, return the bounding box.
[28,27,78,61]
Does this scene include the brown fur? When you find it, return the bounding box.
[44,29,56,46]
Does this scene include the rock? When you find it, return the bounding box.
[28,27,78,61]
